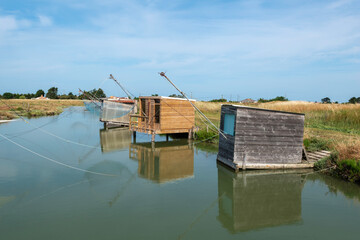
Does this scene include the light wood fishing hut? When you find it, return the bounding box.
[130,96,197,142]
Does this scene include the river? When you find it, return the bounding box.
[0,107,360,239]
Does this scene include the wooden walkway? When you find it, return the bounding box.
[305,150,331,163]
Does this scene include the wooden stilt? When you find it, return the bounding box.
[166,134,169,142]
[188,129,192,140]
[133,131,136,143]
[151,133,155,142]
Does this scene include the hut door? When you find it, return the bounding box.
[140,99,159,131]
[148,99,155,129]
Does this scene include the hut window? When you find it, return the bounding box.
[223,114,235,136]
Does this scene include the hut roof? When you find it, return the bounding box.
[139,96,196,101]
[223,104,305,116]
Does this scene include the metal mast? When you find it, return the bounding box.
[109,74,132,99]
[159,72,226,139]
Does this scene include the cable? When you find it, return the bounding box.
[0,99,103,150]
[0,133,116,177]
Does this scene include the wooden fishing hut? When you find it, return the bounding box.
[217,105,308,170]
[130,96,196,142]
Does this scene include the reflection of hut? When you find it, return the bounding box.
[130,96,196,142]
[99,128,132,153]
[129,141,194,183]
[217,105,306,170]
[217,164,306,233]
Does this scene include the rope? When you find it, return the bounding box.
[196,111,219,133]
[0,133,116,176]
[177,193,224,240]
[0,99,103,150]
[193,134,218,145]
[159,72,227,139]
[0,110,72,143]
[300,165,337,176]
[94,77,109,98]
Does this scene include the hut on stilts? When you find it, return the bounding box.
[129,96,197,142]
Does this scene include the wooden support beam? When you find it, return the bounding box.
[133,131,136,143]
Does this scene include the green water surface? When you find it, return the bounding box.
[0,107,360,240]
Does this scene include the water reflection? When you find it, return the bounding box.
[85,160,135,207]
[99,128,131,153]
[129,140,194,183]
[217,163,308,233]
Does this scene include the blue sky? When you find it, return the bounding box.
[0,0,359,102]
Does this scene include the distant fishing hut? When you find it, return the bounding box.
[100,97,137,128]
[217,105,308,170]
[130,96,196,142]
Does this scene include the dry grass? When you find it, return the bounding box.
[333,140,360,160]
[258,101,360,113]
[0,99,83,119]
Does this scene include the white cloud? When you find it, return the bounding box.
[38,15,52,27]
[0,15,18,31]
[1,0,360,101]
[327,0,354,9]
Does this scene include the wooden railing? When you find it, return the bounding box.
[129,114,147,130]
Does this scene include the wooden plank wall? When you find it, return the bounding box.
[234,107,304,165]
[160,98,195,130]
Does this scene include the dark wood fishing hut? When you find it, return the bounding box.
[217,104,308,170]
[130,96,196,142]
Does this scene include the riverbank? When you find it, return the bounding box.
[194,101,360,183]
[0,99,83,120]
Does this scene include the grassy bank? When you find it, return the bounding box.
[0,99,83,120]
[194,101,360,183]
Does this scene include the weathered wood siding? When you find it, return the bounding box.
[160,98,195,131]
[234,107,304,165]
[218,105,237,164]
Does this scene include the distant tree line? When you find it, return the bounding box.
[257,96,288,103]
[320,97,360,104]
[209,98,227,102]
[168,94,185,98]
[78,88,106,99]
[348,97,360,104]
[0,87,106,100]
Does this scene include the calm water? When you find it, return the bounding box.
[1,107,360,240]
